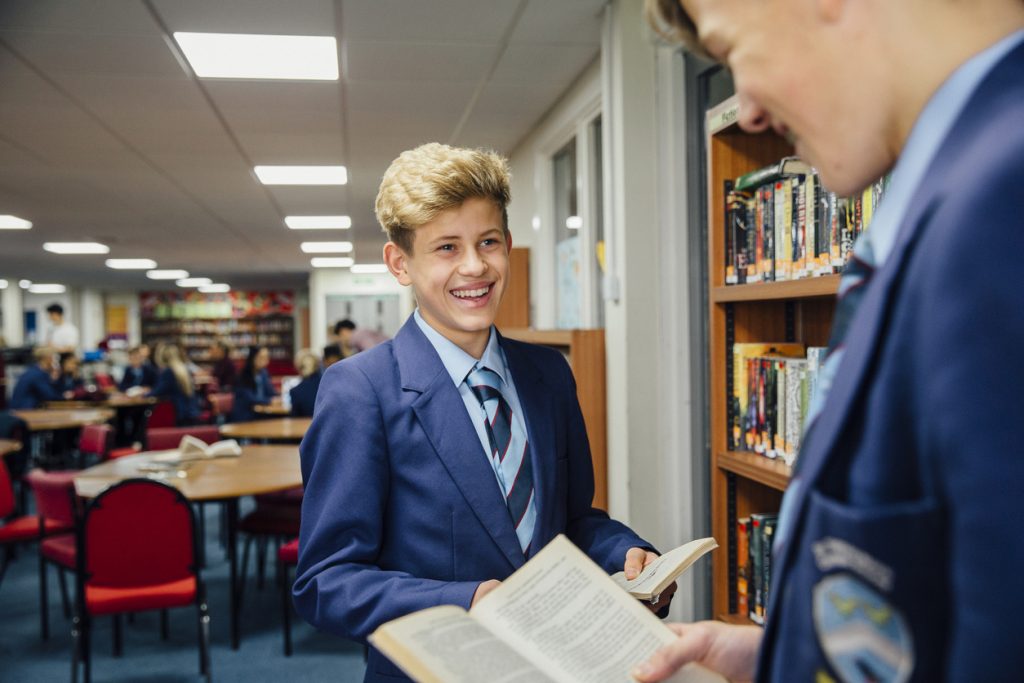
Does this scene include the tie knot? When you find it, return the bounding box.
[466,365,503,406]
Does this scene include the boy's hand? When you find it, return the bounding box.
[631,621,762,682]
[624,548,676,613]
[471,579,501,606]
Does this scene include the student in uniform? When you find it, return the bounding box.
[229,345,276,422]
[118,345,157,392]
[289,349,321,418]
[55,352,83,394]
[147,344,200,426]
[635,1,1024,681]
[10,347,63,409]
[321,343,343,369]
[294,143,671,683]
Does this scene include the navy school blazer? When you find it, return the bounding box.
[294,316,651,683]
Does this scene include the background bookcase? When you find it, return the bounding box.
[705,96,840,623]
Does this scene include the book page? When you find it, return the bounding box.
[472,536,726,683]
[205,438,241,457]
[610,538,718,600]
[178,434,208,458]
[369,605,558,683]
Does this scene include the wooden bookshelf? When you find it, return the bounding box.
[501,328,607,510]
[705,96,838,623]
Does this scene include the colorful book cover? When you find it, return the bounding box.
[732,343,806,451]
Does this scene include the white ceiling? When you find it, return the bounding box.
[0,0,605,289]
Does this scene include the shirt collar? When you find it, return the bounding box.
[413,309,508,387]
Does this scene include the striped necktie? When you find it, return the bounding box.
[466,364,536,554]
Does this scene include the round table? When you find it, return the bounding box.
[219,417,311,442]
[253,403,290,416]
[74,445,301,650]
[13,408,115,432]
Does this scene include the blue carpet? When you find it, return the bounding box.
[0,503,367,682]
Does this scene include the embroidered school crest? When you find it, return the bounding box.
[812,574,914,683]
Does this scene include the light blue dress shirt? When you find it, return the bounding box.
[413,310,531,494]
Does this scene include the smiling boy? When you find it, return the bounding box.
[294,143,665,683]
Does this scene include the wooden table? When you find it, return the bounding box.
[0,439,20,456]
[220,417,311,442]
[46,395,157,409]
[253,402,290,416]
[13,408,115,432]
[74,445,301,650]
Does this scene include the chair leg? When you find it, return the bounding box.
[238,536,252,605]
[82,613,92,683]
[196,503,207,567]
[71,613,81,683]
[0,546,11,590]
[256,536,267,590]
[112,614,123,657]
[39,555,49,640]
[280,559,292,657]
[160,609,170,640]
[197,590,211,680]
[58,567,72,618]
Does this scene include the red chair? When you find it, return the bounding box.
[207,392,234,425]
[77,424,112,465]
[71,478,210,683]
[145,425,221,451]
[1,459,72,590]
[277,538,299,656]
[24,469,78,640]
[145,401,177,430]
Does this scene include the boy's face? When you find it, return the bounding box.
[384,197,510,358]
[682,0,896,196]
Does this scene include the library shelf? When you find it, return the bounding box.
[718,613,757,627]
[716,451,791,492]
[712,275,840,303]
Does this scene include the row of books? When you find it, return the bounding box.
[730,343,827,465]
[737,513,777,625]
[724,157,889,285]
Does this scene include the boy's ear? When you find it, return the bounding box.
[383,241,412,286]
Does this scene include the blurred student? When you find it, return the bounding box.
[209,339,237,390]
[289,349,322,418]
[333,319,357,359]
[147,344,199,426]
[118,345,157,392]
[44,303,79,353]
[322,343,343,369]
[55,352,83,394]
[230,345,276,422]
[10,347,63,409]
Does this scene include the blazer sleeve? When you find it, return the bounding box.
[117,370,132,393]
[146,368,173,398]
[917,162,1024,679]
[557,356,655,573]
[292,361,479,641]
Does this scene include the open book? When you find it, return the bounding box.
[612,537,718,601]
[369,535,725,683]
[148,435,241,464]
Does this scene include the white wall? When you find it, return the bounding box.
[308,269,414,351]
[1,285,23,346]
[78,289,105,350]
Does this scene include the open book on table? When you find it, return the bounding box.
[369,534,724,683]
[148,435,242,464]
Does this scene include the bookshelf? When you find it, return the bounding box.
[705,96,839,624]
[501,328,607,511]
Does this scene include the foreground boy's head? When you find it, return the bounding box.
[377,142,512,357]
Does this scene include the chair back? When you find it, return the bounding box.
[78,424,113,459]
[0,458,15,518]
[25,469,78,527]
[81,479,196,588]
[146,400,177,429]
[208,392,234,418]
[93,373,115,391]
[146,425,221,451]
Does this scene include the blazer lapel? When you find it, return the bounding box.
[498,334,556,554]
[394,319,524,571]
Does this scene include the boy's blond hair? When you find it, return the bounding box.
[643,0,710,60]
[375,142,511,253]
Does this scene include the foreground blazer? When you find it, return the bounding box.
[758,42,1024,682]
[295,317,648,682]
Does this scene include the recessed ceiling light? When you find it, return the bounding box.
[351,264,389,274]
[106,258,158,270]
[254,166,347,186]
[177,278,213,287]
[301,241,353,254]
[565,216,583,230]
[198,284,230,293]
[28,284,66,294]
[310,257,354,268]
[0,215,32,230]
[43,242,109,254]
[146,269,189,280]
[173,32,338,81]
[284,215,352,230]
[0,279,7,289]
[19,280,31,289]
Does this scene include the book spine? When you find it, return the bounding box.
[762,516,778,622]
[737,517,750,617]
[749,515,763,624]
[794,176,805,279]
[763,183,775,282]
[771,359,784,459]
[774,180,787,281]
[725,181,737,285]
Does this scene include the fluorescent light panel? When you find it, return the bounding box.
[43,242,109,254]
[285,215,352,230]
[351,264,389,274]
[18,280,31,289]
[177,278,212,287]
[310,257,354,268]
[106,258,157,270]
[0,215,32,230]
[147,269,189,280]
[0,279,7,289]
[255,166,347,186]
[29,284,66,294]
[565,216,583,230]
[199,284,230,293]
[173,32,338,81]
[301,241,352,254]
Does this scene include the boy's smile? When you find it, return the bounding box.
[383,196,510,358]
